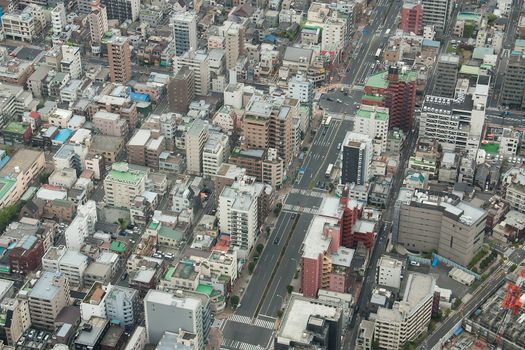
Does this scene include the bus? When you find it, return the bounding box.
[325,163,334,178]
[375,48,382,60]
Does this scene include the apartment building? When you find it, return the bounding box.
[81,282,109,321]
[61,45,82,80]
[500,53,525,109]
[101,0,140,22]
[400,0,423,34]
[93,111,128,137]
[341,132,373,186]
[127,129,165,170]
[396,189,486,266]
[23,271,70,331]
[376,256,403,289]
[2,4,45,42]
[104,162,147,208]
[144,290,204,348]
[433,54,459,98]
[421,0,453,32]
[173,49,210,96]
[105,285,140,331]
[0,298,31,345]
[88,0,109,49]
[168,67,195,113]
[353,105,389,155]
[65,200,97,251]
[51,3,66,35]
[185,119,209,175]
[0,149,45,209]
[375,273,435,350]
[172,11,198,56]
[108,36,132,84]
[42,246,89,288]
[202,132,230,176]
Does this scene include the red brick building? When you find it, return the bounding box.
[400,1,423,35]
[8,235,45,274]
[362,67,417,132]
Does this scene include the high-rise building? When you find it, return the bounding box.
[172,11,198,56]
[127,129,166,170]
[396,189,486,266]
[421,0,453,32]
[375,273,435,350]
[23,271,70,330]
[104,163,147,208]
[400,0,423,35]
[433,54,459,98]
[51,3,66,35]
[185,119,209,175]
[105,285,140,331]
[353,105,389,155]
[144,290,204,348]
[107,36,132,84]
[341,132,373,186]
[101,0,140,22]
[61,45,82,80]
[174,49,210,96]
[168,67,195,114]
[202,132,230,176]
[65,200,97,251]
[362,67,417,132]
[287,74,314,116]
[88,0,108,51]
[501,53,525,109]
[221,21,245,69]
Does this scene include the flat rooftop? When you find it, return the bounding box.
[0,149,42,178]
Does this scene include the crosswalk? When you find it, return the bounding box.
[253,318,275,329]
[290,188,325,198]
[283,204,318,214]
[221,339,266,350]
[229,314,252,324]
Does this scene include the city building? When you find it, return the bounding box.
[376,256,403,289]
[185,119,209,175]
[168,67,195,114]
[92,110,128,137]
[108,36,132,84]
[88,0,108,51]
[144,290,204,349]
[42,246,89,288]
[101,0,140,22]
[22,271,70,331]
[421,0,453,32]
[65,200,97,251]
[104,163,147,208]
[2,5,45,42]
[353,105,389,155]
[61,45,82,80]
[105,285,140,331]
[202,132,230,176]
[81,282,110,321]
[221,21,245,69]
[362,66,417,132]
[341,132,373,186]
[396,189,486,266]
[174,49,210,96]
[400,0,423,35]
[433,54,459,98]
[0,297,31,345]
[51,3,66,35]
[127,129,165,170]
[172,12,198,57]
[500,53,525,109]
[287,74,314,115]
[374,273,435,350]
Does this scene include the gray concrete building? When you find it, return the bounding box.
[433,54,459,98]
[500,54,525,109]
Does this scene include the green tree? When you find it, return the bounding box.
[452,298,462,310]
[277,310,284,318]
[230,295,239,308]
[117,218,127,230]
[38,172,51,184]
[286,285,294,294]
[273,203,282,217]
[248,261,256,274]
[510,264,518,272]
[372,339,380,350]
[487,14,497,24]
[0,202,23,232]
[256,243,264,254]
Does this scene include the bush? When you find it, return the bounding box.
[0,202,23,233]
[230,295,239,308]
[248,261,256,274]
[256,243,264,254]
[510,264,518,272]
[452,298,462,310]
[273,203,282,217]
[277,310,284,318]
[286,285,294,294]
[468,248,488,268]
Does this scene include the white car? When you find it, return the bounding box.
[410,261,420,267]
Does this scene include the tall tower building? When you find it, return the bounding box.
[224,22,245,69]
[168,66,195,113]
[341,132,373,186]
[421,0,453,32]
[172,11,198,56]
[433,54,459,98]
[51,3,66,35]
[400,0,423,35]
[107,36,132,83]
[174,49,210,96]
[88,0,109,52]
[185,119,209,175]
[501,53,525,109]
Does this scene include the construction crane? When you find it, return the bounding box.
[496,267,525,344]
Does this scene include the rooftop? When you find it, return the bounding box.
[106,162,146,185]
[28,271,65,301]
[356,105,389,121]
[0,149,43,179]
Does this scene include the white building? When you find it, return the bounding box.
[104,163,147,208]
[51,3,66,35]
[376,256,403,289]
[172,11,198,57]
[202,132,230,176]
[80,282,110,321]
[374,273,436,350]
[61,45,83,80]
[42,246,89,288]
[2,5,45,42]
[174,49,210,96]
[185,119,209,175]
[321,17,347,53]
[353,105,389,155]
[287,74,314,105]
[65,200,97,251]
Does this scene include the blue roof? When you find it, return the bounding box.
[264,34,277,43]
[129,92,150,102]
[422,39,440,48]
[53,128,73,143]
[0,154,10,170]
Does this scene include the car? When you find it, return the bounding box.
[322,130,326,135]
[130,239,135,244]
[337,143,341,150]
[336,99,343,103]
[165,253,174,259]
[326,97,333,101]
[316,181,321,187]
[274,237,280,244]
[121,272,128,280]
[410,261,420,267]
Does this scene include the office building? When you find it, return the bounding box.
[108,36,132,84]
[374,273,435,350]
[202,132,230,176]
[172,12,198,56]
[433,54,459,98]
[104,162,147,208]
[168,67,195,113]
[353,105,389,155]
[287,74,314,116]
[88,0,109,50]
[101,0,140,22]
[61,45,82,80]
[275,294,343,350]
[362,67,417,132]
[105,285,140,331]
[23,271,70,331]
[185,119,209,175]
[400,0,423,34]
[376,256,403,289]
[127,129,166,170]
[65,200,97,251]
[144,290,204,349]
[174,49,210,96]
[341,132,373,186]
[396,189,486,266]
[501,54,525,109]
[421,0,453,32]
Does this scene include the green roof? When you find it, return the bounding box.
[196,284,213,296]
[148,221,159,230]
[481,143,499,154]
[457,12,482,23]
[3,122,27,134]
[356,106,389,121]
[459,65,480,75]
[21,186,38,201]
[107,163,146,185]
[164,266,176,281]
[362,94,384,102]
[110,241,127,253]
[0,177,16,201]
[158,226,183,241]
[365,71,416,90]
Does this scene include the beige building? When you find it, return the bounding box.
[202,132,230,176]
[0,298,31,345]
[261,148,284,188]
[108,36,132,83]
[185,119,209,175]
[92,110,128,137]
[88,0,108,49]
[2,4,45,42]
[397,189,486,266]
[374,273,435,350]
[104,162,147,208]
[22,271,70,331]
[0,149,45,209]
[127,129,165,170]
